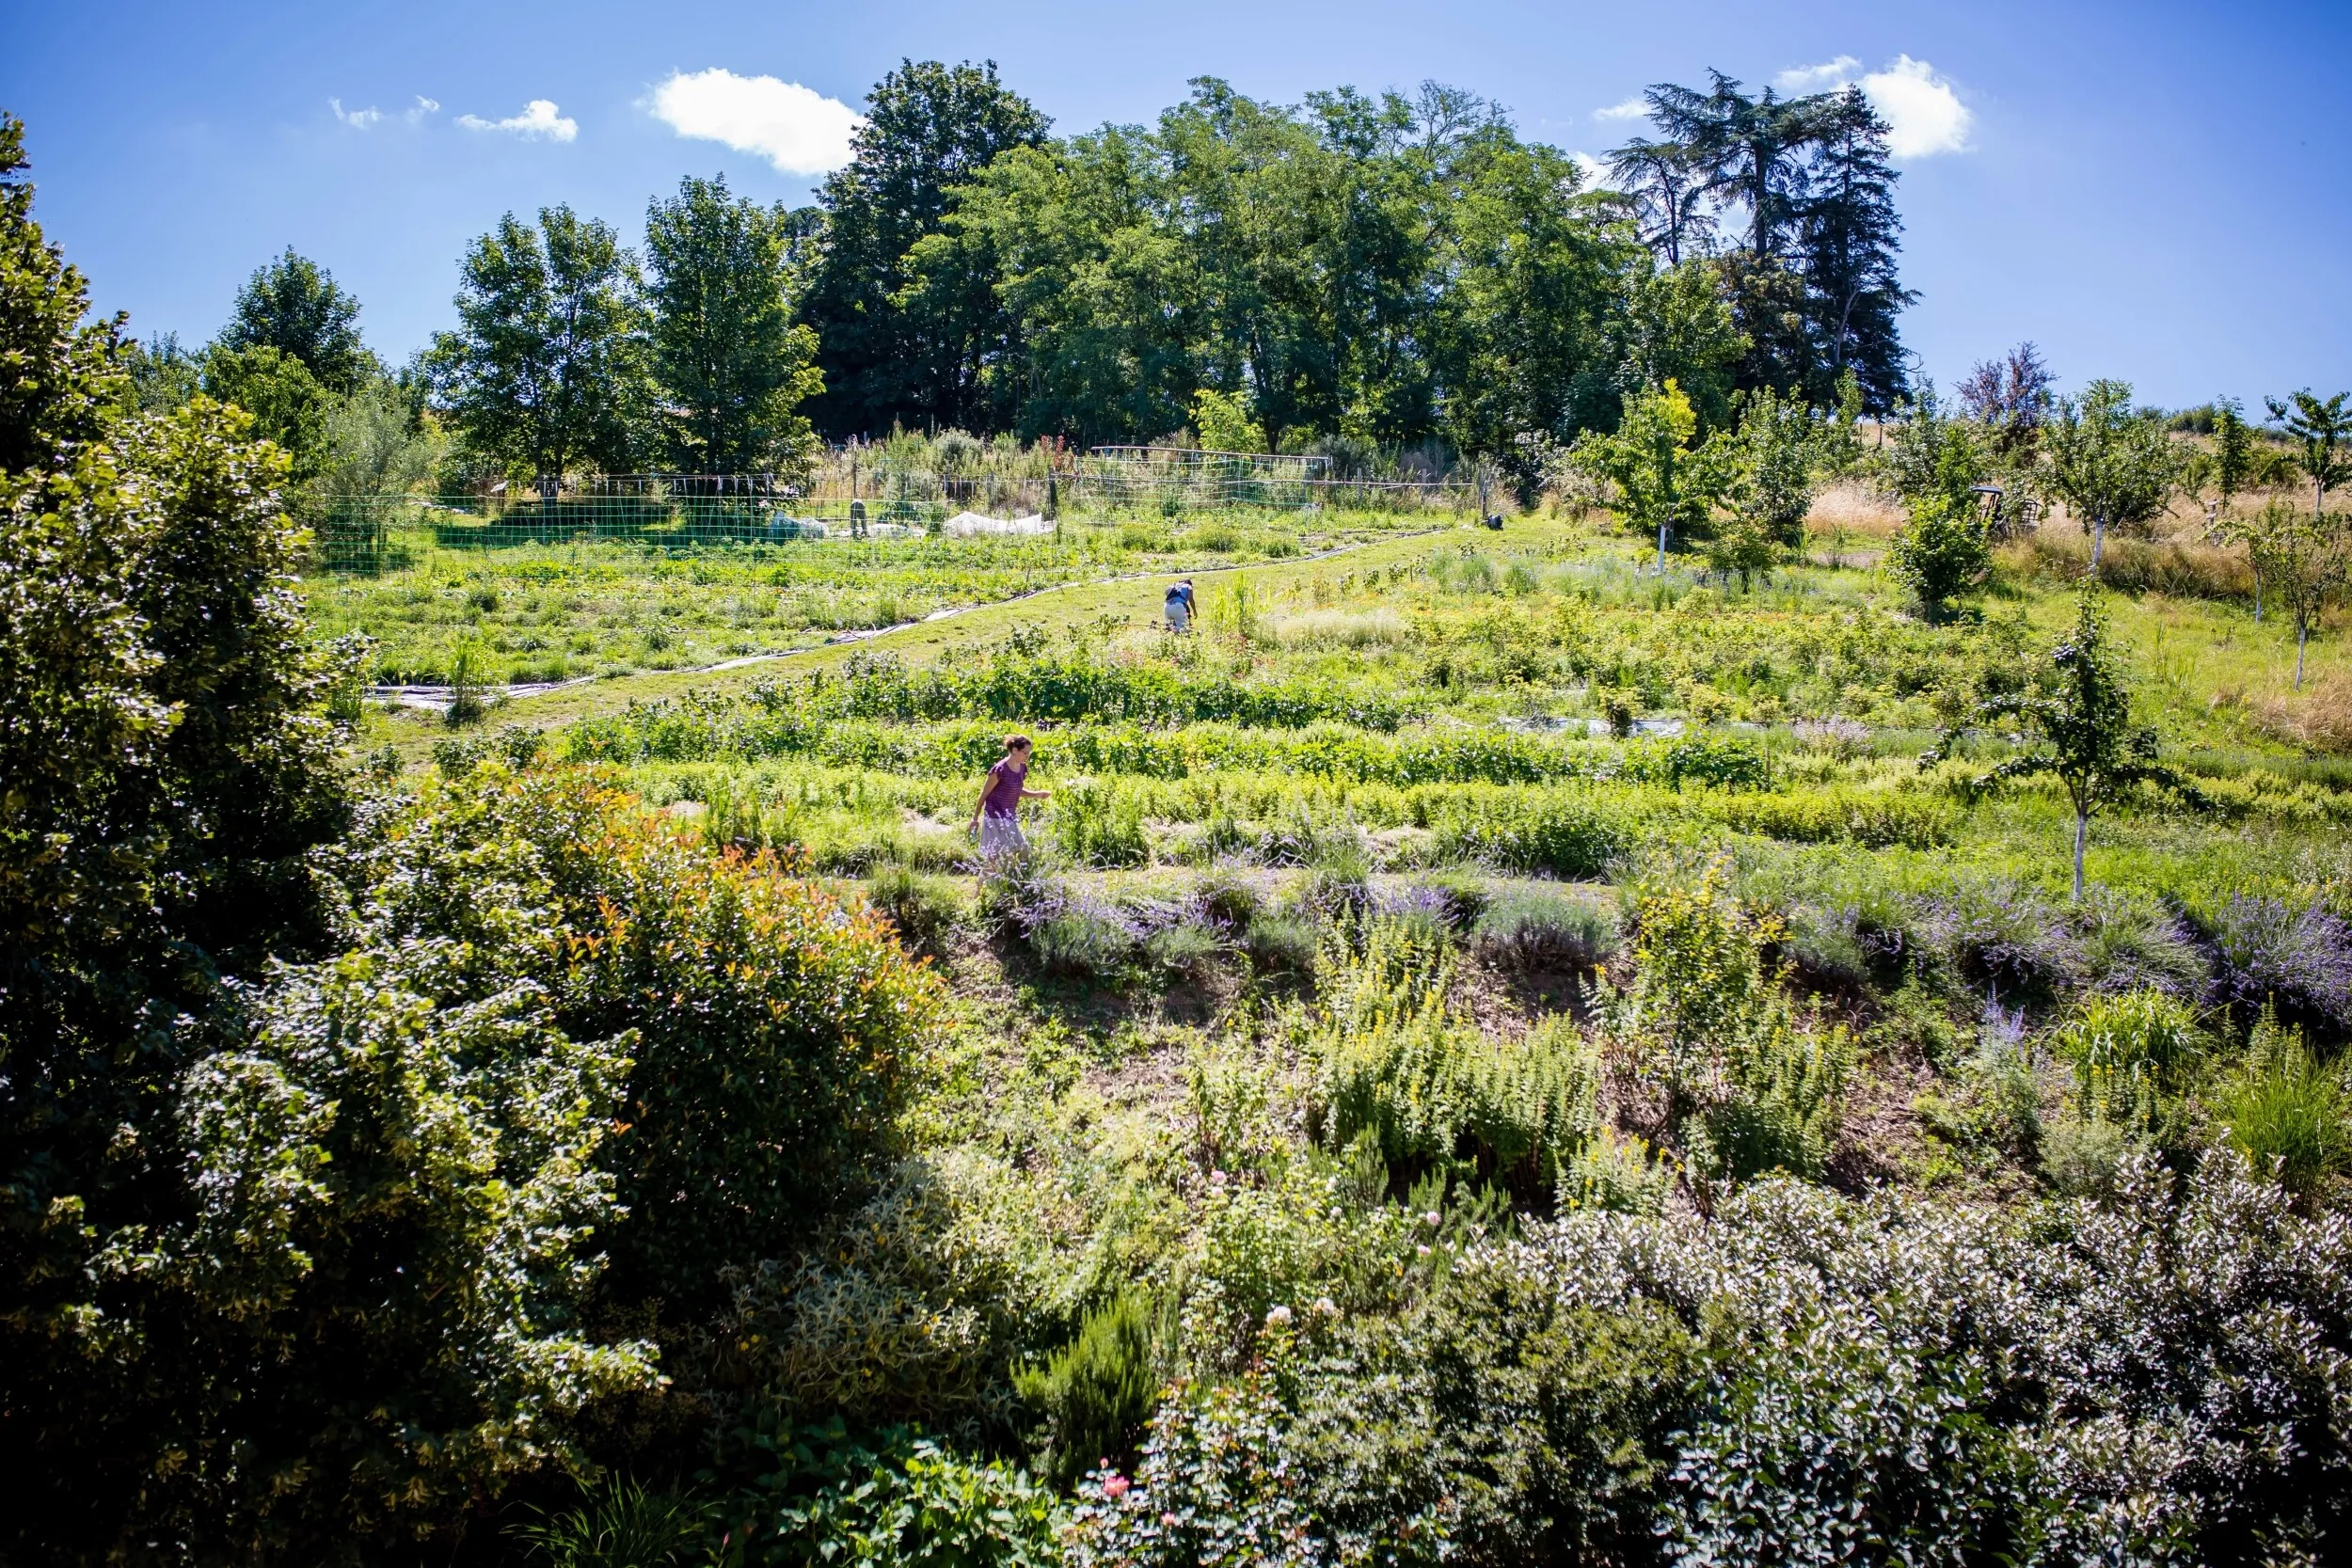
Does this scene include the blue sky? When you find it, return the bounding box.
[6,0,2346,409]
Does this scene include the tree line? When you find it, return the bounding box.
[132,59,1921,492]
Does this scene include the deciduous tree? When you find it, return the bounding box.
[798,59,1049,437]
[644,174,822,475]
[1929,593,2199,898]
[220,246,373,393]
[1568,378,1730,573]
[2046,378,2181,573]
[428,206,644,486]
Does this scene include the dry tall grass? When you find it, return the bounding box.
[1805,480,1906,540]
[2001,532,2255,601]
[2256,675,2352,754]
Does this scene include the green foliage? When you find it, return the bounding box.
[221,245,373,393]
[1886,491,1991,619]
[867,863,967,949]
[2049,987,2203,1148]
[1600,859,1851,1180]
[1469,882,1617,972]
[1050,778,1150,868]
[754,1424,1062,1568]
[799,59,1052,437]
[644,174,823,476]
[1190,387,1264,454]
[199,341,332,478]
[1016,1290,1161,1491]
[1710,385,1816,586]
[1306,923,1601,1194]
[516,1479,719,1568]
[429,205,645,481]
[0,112,126,470]
[1568,378,1732,568]
[2046,377,2182,567]
[2215,1003,2351,1205]
[168,942,657,1550]
[1931,592,2201,897]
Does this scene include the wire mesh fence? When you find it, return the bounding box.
[305,452,1475,571]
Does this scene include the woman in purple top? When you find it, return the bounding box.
[970,735,1050,856]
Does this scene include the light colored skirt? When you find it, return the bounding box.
[1165,596,1190,632]
[978,813,1026,856]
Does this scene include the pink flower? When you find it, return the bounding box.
[1103,1474,1131,1499]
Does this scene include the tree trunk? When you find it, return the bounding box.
[1657,517,1669,577]
[2073,808,2088,901]
[2296,621,2309,690]
[2090,514,2104,573]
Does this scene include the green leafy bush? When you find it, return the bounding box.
[2215,1004,2351,1204]
[1886,494,1990,619]
[1304,921,1599,1196]
[1051,778,1152,868]
[1431,787,1632,876]
[2049,987,2203,1139]
[1243,912,1320,974]
[1470,883,1617,972]
[1016,1291,1161,1491]
[514,1478,716,1568]
[867,863,966,950]
[358,767,946,1311]
[751,1424,1062,1568]
[1599,859,1851,1181]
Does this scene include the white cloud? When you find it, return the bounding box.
[647,68,863,175]
[407,95,440,125]
[1775,55,1862,93]
[330,98,384,130]
[1773,54,1971,159]
[1861,55,1971,158]
[456,100,579,141]
[1569,150,1611,189]
[1592,94,1648,122]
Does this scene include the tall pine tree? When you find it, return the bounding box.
[1798,88,1911,410]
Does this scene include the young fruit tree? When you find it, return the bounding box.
[2045,379,2180,574]
[2203,397,2265,617]
[2266,388,2352,529]
[1569,377,1731,574]
[1709,385,1816,587]
[1886,492,1991,621]
[1926,593,2201,899]
[2256,497,2351,689]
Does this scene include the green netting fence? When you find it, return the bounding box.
[305,456,1474,570]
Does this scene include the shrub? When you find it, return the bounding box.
[1599,860,1851,1182]
[1033,906,1138,981]
[1920,879,2086,1010]
[2199,893,2352,1043]
[1015,1291,1161,1492]
[513,1479,715,1568]
[1142,921,1224,979]
[1470,883,1617,972]
[1305,923,1600,1196]
[751,1425,1062,1568]
[2049,987,2204,1139]
[1191,867,1263,931]
[2214,1004,2351,1205]
[1431,788,1630,877]
[1885,494,1990,619]
[1243,913,1320,974]
[1558,1127,1676,1215]
[166,942,658,1554]
[867,863,965,950]
[362,768,946,1313]
[1051,778,1151,869]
